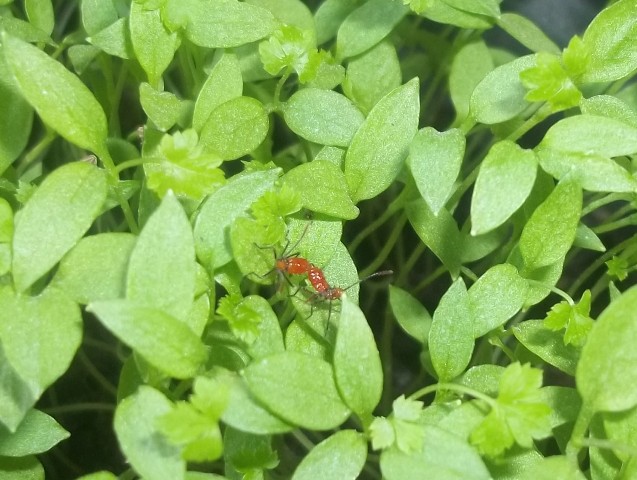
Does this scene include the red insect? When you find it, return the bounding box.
[304,269,393,333]
[256,222,313,288]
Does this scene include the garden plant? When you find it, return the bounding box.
[1,0,637,478]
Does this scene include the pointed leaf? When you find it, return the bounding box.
[496,13,560,55]
[336,0,407,60]
[429,278,474,381]
[282,161,359,219]
[0,409,69,456]
[163,0,275,49]
[0,50,33,176]
[513,320,579,376]
[51,233,136,304]
[87,300,207,379]
[469,263,527,338]
[470,55,536,124]
[577,285,637,412]
[581,0,637,83]
[12,162,107,292]
[408,127,465,215]
[192,53,243,132]
[333,296,383,416]
[243,352,351,430]
[0,286,81,391]
[342,40,401,114]
[389,285,431,344]
[3,34,108,154]
[381,425,490,480]
[292,430,367,480]
[471,140,538,235]
[284,88,364,147]
[449,40,493,123]
[114,386,184,480]
[519,179,582,271]
[345,78,419,202]
[193,168,280,269]
[406,199,462,277]
[200,96,269,160]
[127,192,196,322]
[129,2,179,86]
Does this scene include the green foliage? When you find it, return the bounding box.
[0,0,635,477]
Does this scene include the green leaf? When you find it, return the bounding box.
[406,198,462,277]
[449,40,493,123]
[429,278,474,381]
[148,129,221,193]
[223,427,278,473]
[258,24,315,77]
[292,430,366,480]
[163,0,275,48]
[200,96,269,160]
[51,233,136,304]
[221,374,294,435]
[336,0,408,60]
[139,82,183,131]
[407,127,465,215]
[282,161,359,219]
[580,0,637,83]
[24,0,54,36]
[81,0,118,35]
[469,264,527,338]
[3,34,108,154]
[0,409,69,456]
[333,296,383,416]
[0,44,33,176]
[580,95,637,129]
[574,223,605,252]
[157,403,222,463]
[342,40,402,114]
[470,363,552,456]
[0,344,37,433]
[520,52,582,111]
[512,320,580,376]
[242,296,284,360]
[497,13,560,55]
[418,1,492,29]
[114,386,185,480]
[217,294,262,345]
[0,287,82,423]
[470,55,536,125]
[192,53,242,132]
[544,290,593,347]
[0,456,44,479]
[247,0,314,35]
[87,300,207,379]
[12,162,107,292]
[539,114,637,158]
[389,285,431,344]
[284,88,364,147]
[129,1,179,86]
[380,425,490,480]
[0,198,13,276]
[577,285,637,412]
[345,78,419,202]
[87,18,134,59]
[194,168,280,269]
[126,192,196,321]
[0,16,52,44]
[518,455,587,480]
[314,0,358,44]
[519,179,581,271]
[243,352,351,430]
[537,149,637,193]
